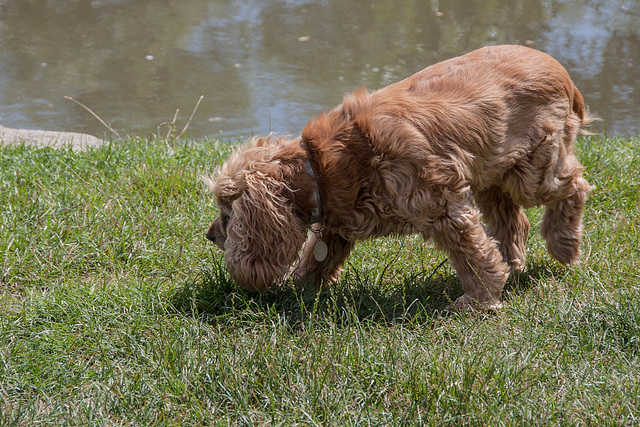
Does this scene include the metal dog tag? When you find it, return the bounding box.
[313,240,328,262]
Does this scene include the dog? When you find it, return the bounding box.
[204,45,593,311]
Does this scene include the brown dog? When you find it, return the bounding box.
[204,45,593,310]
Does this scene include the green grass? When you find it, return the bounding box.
[1,134,639,425]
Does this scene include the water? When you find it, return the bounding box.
[0,0,638,140]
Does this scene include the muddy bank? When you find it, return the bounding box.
[0,124,104,151]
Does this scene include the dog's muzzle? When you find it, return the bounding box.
[206,220,226,250]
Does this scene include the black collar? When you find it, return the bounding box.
[303,157,323,227]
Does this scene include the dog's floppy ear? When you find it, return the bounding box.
[223,157,309,292]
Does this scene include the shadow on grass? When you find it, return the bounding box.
[503,261,564,301]
[170,256,567,328]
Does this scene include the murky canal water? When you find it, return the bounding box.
[0,0,638,139]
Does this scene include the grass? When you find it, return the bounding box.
[1,134,639,425]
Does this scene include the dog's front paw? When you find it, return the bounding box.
[445,294,504,314]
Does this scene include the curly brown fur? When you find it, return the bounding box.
[204,45,593,311]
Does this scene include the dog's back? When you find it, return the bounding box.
[306,45,590,197]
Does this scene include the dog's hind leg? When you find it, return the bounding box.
[292,231,355,287]
[505,109,592,266]
[540,172,592,265]
[431,197,510,311]
[476,186,530,272]
[536,121,592,265]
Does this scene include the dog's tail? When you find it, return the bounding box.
[571,84,597,136]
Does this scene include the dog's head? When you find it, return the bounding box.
[203,136,315,292]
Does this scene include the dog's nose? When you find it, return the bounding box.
[206,232,215,242]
